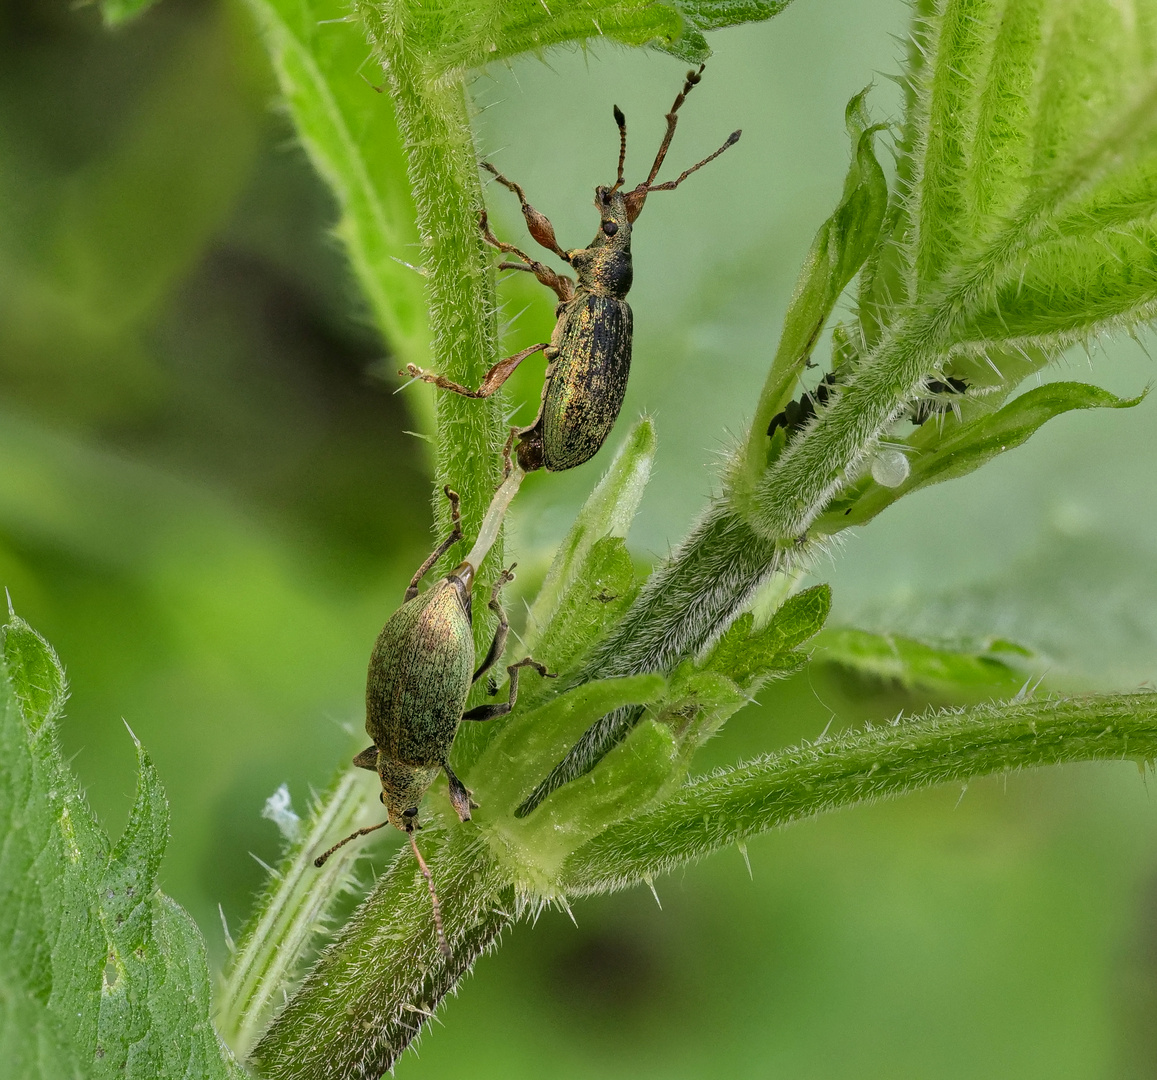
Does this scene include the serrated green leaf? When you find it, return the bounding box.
[0,964,83,1080]
[3,610,66,735]
[0,616,244,1079]
[741,89,888,491]
[523,537,640,686]
[499,718,677,890]
[659,0,795,61]
[699,583,831,688]
[823,382,1145,529]
[100,0,162,26]
[526,419,655,648]
[814,627,1032,695]
[651,666,748,789]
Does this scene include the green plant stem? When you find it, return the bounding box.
[216,768,379,1060]
[355,0,506,607]
[250,828,513,1080]
[561,692,1157,891]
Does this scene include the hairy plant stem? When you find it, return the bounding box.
[251,828,513,1080]
[562,692,1157,891]
[354,0,506,614]
[517,500,787,812]
[216,769,380,1059]
[250,11,513,1073]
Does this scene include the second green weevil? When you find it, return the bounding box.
[406,65,741,473]
[315,472,550,948]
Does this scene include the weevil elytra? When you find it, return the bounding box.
[405,66,741,473]
[315,470,551,948]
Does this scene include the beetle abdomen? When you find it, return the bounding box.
[541,295,632,471]
[366,581,474,766]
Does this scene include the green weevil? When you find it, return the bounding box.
[315,474,549,947]
[405,65,741,473]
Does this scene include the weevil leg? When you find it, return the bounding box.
[352,745,378,771]
[480,162,572,264]
[404,486,462,601]
[502,427,516,479]
[472,565,516,682]
[443,762,479,821]
[462,657,555,722]
[480,210,575,303]
[405,340,551,400]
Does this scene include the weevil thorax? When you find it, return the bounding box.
[366,560,476,831]
[568,186,633,299]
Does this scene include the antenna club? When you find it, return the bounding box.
[613,105,625,125]
[727,129,742,145]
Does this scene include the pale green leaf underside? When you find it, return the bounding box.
[815,627,1033,694]
[823,382,1144,529]
[246,0,431,399]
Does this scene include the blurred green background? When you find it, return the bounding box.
[4,0,1157,1075]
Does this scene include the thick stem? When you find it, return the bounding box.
[356,0,506,630]
[249,15,515,1068]
[250,829,512,1079]
[561,692,1157,892]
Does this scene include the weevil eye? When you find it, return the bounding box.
[379,792,386,804]
[602,220,618,236]
[402,807,418,818]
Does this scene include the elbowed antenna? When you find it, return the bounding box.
[611,105,627,191]
[620,64,742,223]
[313,822,450,957]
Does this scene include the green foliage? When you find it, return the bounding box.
[750,0,1157,539]
[664,0,797,61]
[243,0,430,392]
[0,614,243,1079]
[21,0,1157,1072]
[524,418,656,648]
[740,88,888,493]
[215,768,381,1060]
[699,584,831,689]
[815,628,1033,696]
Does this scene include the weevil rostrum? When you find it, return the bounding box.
[315,470,551,950]
[405,65,741,473]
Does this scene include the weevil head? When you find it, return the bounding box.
[571,186,634,298]
[378,758,441,831]
[592,186,632,249]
